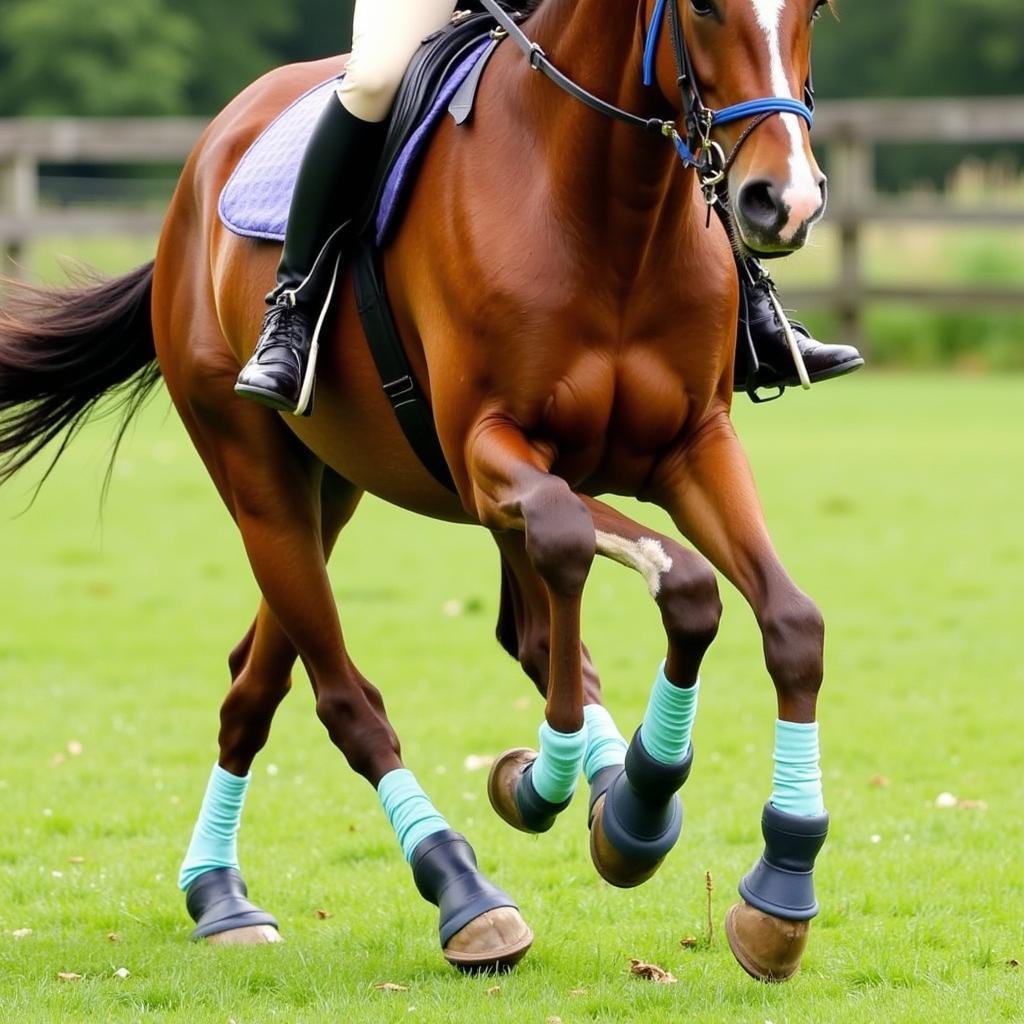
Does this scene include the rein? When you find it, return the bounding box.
[477,0,814,208]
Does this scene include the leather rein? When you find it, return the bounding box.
[477,0,815,210]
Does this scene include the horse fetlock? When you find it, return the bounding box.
[738,802,829,921]
[410,829,532,971]
[315,690,397,777]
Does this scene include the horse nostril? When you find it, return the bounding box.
[737,180,785,233]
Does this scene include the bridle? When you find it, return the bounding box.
[649,0,814,204]
[479,0,815,209]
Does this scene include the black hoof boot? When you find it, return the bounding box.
[235,303,317,417]
[738,802,830,921]
[185,867,279,941]
[411,830,533,972]
[588,733,693,888]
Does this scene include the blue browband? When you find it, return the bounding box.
[643,0,814,169]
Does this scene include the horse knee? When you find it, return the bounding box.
[657,558,722,653]
[522,482,595,597]
[762,593,825,699]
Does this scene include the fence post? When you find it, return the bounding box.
[829,132,873,352]
[1,151,39,283]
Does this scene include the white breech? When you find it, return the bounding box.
[337,0,460,123]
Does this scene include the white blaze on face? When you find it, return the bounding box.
[749,0,821,241]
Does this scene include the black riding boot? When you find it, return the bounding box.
[735,259,864,397]
[235,97,386,416]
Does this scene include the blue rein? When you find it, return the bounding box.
[642,0,814,170]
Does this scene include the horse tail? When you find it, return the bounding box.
[0,261,161,493]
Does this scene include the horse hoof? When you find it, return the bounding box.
[589,793,664,889]
[487,748,540,833]
[725,900,809,982]
[443,906,533,973]
[204,924,283,946]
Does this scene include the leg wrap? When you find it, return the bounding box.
[738,802,829,921]
[411,829,519,947]
[185,868,278,941]
[516,762,572,834]
[590,731,693,862]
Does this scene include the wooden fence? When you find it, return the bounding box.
[2,99,1023,344]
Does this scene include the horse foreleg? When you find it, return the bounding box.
[468,424,594,835]
[488,530,623,835]
[581,498,723,889]
[650,412,828,983]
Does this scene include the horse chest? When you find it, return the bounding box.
[536,350,690,469]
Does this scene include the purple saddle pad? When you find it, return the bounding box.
[219,39,489,247]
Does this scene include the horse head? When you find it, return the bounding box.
[646,0,830,255]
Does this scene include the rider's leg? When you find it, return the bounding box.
[235,0,458,416]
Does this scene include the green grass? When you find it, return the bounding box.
[1,372,1022,1023]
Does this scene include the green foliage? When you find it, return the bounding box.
[0,0,197,116]
[0,0,1021,118]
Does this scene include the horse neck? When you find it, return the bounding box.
[519,0,697,276]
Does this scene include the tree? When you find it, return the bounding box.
[0,0,196,116]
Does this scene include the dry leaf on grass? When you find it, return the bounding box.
[568,987,587,996]
[547,1017,563,1024]
[57,972,83,982]
[67,740,84,757]
[869,775,890,788]
[373,982,409,992]
[679,936,698,948]
[314,909,332,920]
[68,856,85,864]
[1007,959,1019,968]
[934,792,958,808]
[113,967,130,980]
[107,933,121,943]
[463,754,494,772]
[12,928,32,939]
[628,959,677,984]
[486,985,501,996]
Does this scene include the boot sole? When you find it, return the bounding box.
[233,383,302,415]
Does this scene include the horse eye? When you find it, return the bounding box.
[812,0,829,20]
[690,0,715,16]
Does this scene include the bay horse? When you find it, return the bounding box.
[0,0,835,981]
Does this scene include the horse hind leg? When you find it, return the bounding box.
[582,498,722,889]
[180,470,363,946]
[181,391,530,969]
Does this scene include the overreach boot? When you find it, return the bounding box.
[235,95,387,415]
[735,260,864,396]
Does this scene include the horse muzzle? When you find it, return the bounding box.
[732,174,828,256]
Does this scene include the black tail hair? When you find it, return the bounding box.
[0,261,161,497]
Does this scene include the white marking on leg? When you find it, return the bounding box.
[749,0,820,242]
[595,531,673,598]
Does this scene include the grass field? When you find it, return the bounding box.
[1,370,1021,1023]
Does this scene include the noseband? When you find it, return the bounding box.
[479,0,814,208]
[644,0,814,203]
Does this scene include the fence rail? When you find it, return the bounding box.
[3,99,1023,342]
